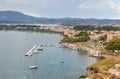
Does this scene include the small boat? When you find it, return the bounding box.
[37,47,43,50]
[29,65,38,69]
[60,60,64,63]
[38,48,43,50]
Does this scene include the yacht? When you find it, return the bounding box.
[29,65,38,69]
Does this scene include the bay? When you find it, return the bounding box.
[0,31,97,79]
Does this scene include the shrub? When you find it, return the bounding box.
[79,75,86,79]
[94,69,98,73]
[89,67,94,71]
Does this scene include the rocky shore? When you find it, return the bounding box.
[61,42,102,57]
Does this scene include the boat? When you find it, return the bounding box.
[29,65,38,69]
[38,48,43,50]
[60,60,64,63]
[37,46,43,50]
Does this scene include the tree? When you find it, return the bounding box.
[75,31,89,37]
[105,38,120,52]
[61,31,90,43]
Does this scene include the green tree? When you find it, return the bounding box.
[105,38,120,52]
[61,31,90,43]
[75,31,89,37]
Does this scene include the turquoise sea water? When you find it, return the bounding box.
[0,31,97,79]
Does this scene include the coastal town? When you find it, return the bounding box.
[1,24,120,78]
[40,25,120,79]
[1,0,120,79]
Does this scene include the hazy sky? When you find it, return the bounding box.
[0,0,120,18]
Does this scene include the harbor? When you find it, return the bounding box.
[0,31,97,79]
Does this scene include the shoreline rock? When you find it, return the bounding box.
[61,42,103,58]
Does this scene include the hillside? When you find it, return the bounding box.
[0,11,120,25]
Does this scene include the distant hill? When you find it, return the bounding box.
[0,11,39,23]
[0,10,120,25]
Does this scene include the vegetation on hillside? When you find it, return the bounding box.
[105,38,120,52]
[74,25,120,31]
[89,58,117,68]
[61,31,89,43]
[86,57,120,79]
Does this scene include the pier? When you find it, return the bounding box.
[25,45,41,56]
[40,44,62,47]
[25,44,63,56]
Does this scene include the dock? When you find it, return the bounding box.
[25,44,63,56]
[25,45,41,56]
[40,44,62,47]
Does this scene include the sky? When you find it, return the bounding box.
[0,0,120,19]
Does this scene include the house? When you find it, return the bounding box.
[106,32,117,42]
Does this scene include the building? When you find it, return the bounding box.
[106,32,117,42]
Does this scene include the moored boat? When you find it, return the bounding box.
[37,46,43,50]
[60,60,64,63]
[29,65,38,69]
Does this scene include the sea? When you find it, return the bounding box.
[0,31,97,79]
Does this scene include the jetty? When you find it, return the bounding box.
[25,44,63,56]
[25,45,41,56]
[40,44,62,47]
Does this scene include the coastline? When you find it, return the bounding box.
[0,25,118,78]
[60,42,102,58]
[57,30,120,79]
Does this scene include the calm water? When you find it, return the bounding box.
[0,31,97,79]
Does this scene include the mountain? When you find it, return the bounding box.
[0,10,120,25]
[0,11,39,23]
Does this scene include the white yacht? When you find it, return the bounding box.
[29,65,38,69]
[37,46,43,50]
